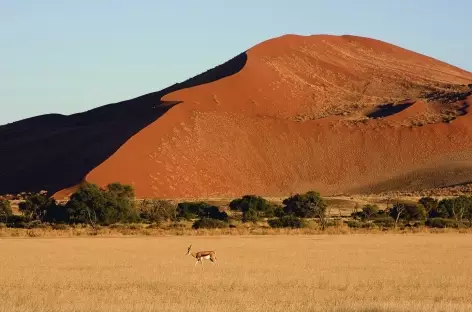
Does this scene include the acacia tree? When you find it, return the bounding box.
[389,202,406,228]
[229,195,273,223]
[107,183,135,200]
[310,201,328,230]
[419,197,439,217]
[283,191,328,229]
[437,196,471,221]
[66,182,138,226]
[19,193,57,221]
[362,204,379,220]
[389,201,426,228]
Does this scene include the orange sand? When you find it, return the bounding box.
[58,34,472,199]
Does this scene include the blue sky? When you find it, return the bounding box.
[1,0,471,125]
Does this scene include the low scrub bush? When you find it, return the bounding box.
[345,220,362,228]
[177,201,206,220]
[412,220,426,228]
[345,220,378,229]
[25,220,49,229]
[242,208,260,223]
[6,215,29,228]
[178,202,228,221]
[372,218,395,228]
[229,195,269,212]
[52,223,69,230]
[268,216,306,228]
[426,218,459,228]
[270,204,286,218]
[192,218,229,229]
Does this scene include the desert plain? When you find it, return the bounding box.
[1,234,472,312]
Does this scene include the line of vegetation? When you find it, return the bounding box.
[2,183,472,233]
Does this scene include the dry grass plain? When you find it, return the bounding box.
[1,234,472,312]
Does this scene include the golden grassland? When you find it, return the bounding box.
[0,224,472,239]
[1,234,472,312]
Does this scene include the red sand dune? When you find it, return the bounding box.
[80,34,472,199]
[2,34,472,199]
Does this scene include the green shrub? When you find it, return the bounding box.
[229,195,281,220]
[199,205,228,221]
[282,191,327,218]
[372,218,395,228]
[0,199,12,222]
[66,182,138,226]
[389,201,427,222]
[419,197,440,217]
[44,204,69,223]
[107,182,135,199]
[177,202,210,220]
[412,220,426,228]
[282,191,328,229]
[436,196,472,219]
[192,218,229,229]
[425,218,459,228]
[176,202,199,220]
[345,220,362,228]
[361,204,379,220]
[229,195,269,212]
[177,201,228,221]
[19,193,57,221]
[351,205,384,220]
[269,204,285,218]
[242,208,260,223]
[268,216,306,228]
[6,215,29,228]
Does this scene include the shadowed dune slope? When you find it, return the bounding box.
[2,34,472,199]
[0,53,248,195]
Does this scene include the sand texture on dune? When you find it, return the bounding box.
[85,35,472,198]
[1,34,472,198]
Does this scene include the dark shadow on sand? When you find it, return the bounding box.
[365,103,412,118]
[0,52,248,195]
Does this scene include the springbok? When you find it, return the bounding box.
[186,244,217,269]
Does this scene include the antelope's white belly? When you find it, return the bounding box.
[201,255,211,260]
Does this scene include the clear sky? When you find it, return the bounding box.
[1,0,471,125]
